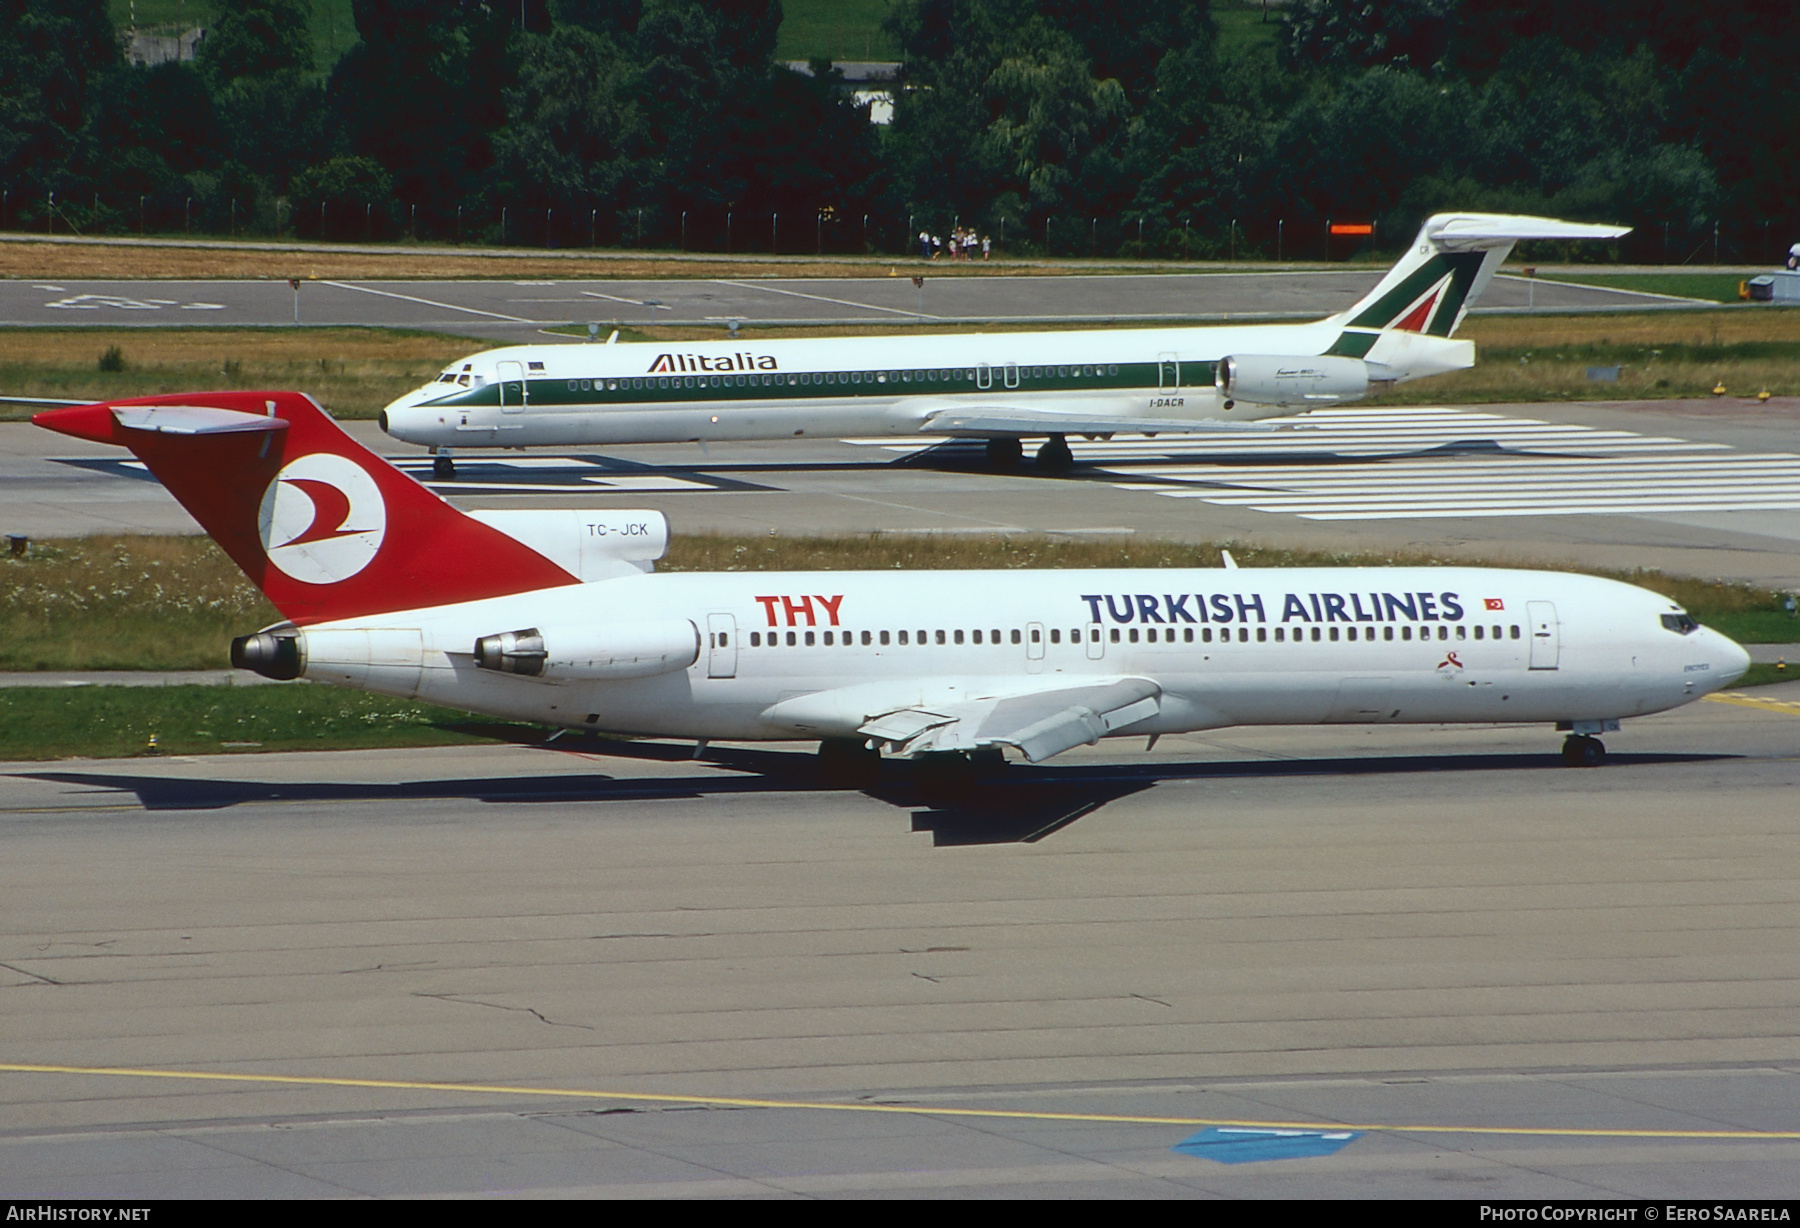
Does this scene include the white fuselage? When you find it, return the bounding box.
[292,566,1748,750]
[379,321,1465,449]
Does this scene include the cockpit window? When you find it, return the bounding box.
[1661,613,1698,635]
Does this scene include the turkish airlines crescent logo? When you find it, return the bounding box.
[257,453,386,585]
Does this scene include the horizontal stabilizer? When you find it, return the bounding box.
[1426,214,1631,249]
[114,405,289,435]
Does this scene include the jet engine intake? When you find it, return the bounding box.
[473,620,699,681]
[1216,355,1371,407]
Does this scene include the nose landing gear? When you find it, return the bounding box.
[431,448,457,480]
[1561,735,1606,767]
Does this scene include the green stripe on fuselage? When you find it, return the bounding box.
[421,359,1201,410]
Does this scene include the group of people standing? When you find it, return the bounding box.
[919,228,991,260]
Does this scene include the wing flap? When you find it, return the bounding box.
[920,408,1275,437]
[846,677,1163,762]
[859,708,956,743]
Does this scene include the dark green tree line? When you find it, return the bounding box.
[0,0,1791,260]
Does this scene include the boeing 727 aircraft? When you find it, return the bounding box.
[38,388,1744,784]
[381,212,1626,475]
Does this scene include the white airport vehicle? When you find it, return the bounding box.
[37,390,1743,782]
[381,212,1627,476]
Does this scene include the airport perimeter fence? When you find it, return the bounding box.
[4,189,1797,269]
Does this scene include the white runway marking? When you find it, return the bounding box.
[323,281,534,322]
[714,279,940,319]
[851,405,1800,520]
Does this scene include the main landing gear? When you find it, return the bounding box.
[818,737,882,788]
[911,746,1007,801]
[1561,735,1606,768]
[985,436,1023,470]
[1035,434,1073,474]
[431,448,456,480]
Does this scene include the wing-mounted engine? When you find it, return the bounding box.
[1215,355,1380,409]
[467,510,668,582]
[473,620,698,680]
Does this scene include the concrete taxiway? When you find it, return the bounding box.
[2,685,1798,1196]
[0,271,1697,342]
[5,395,1799,588]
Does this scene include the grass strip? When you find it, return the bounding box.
[0,327,466,422]
[1535,272,1753,304]
[0,683,534,761]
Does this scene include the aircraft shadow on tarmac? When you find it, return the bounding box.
[54,436,1597,496]
[17,743,1732,848]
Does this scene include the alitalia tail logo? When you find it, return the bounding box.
[649,352,779,373]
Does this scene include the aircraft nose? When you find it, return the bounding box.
[380,391,429,442]
[1713,631,1751,687]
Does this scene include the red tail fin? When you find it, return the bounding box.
[35,391,578,625]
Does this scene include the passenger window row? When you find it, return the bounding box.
[743,624,1522,648]
[564,364,1126,395]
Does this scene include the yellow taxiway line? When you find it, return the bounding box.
[1706,691,1800,715]
[5,1061,1800,1142]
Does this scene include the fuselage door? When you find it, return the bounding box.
[706,613,737,678]
[1085,621,1105,660]
[497,360,528,413]
[1158,353,1180,390]
[1026,621,1046,672]
[976,362,992,390]
[1527,601,1559,670]
[1003,363,1020,389]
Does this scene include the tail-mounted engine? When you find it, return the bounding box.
[1216,355,1380,408]
[231,631,303,680]
[473,621,699,681]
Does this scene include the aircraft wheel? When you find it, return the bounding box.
[985,437,1023,470]
[1035,434,1074,474]
[432,454,456,480]
[818,737,881,787]
[913,751,976,800]
[1561,735,1605,767]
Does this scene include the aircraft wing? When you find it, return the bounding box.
[918,406,1275,438]
[860,677,1163,761]
[763,675,1163,762]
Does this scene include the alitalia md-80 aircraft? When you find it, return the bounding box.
[38,388,1744,783]
[381,212,1625,476]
